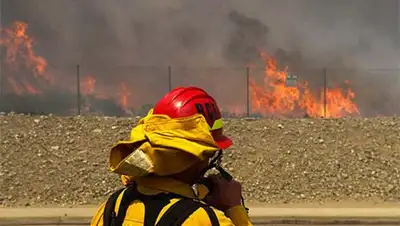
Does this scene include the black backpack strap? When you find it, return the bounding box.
[155,199,220,226]
[201,205,220,226]
[103,183,173,226]
[103,187,125,226]
[103,185,219,226]
[155,199,201,226]
[142,194,172,226]
[112,184,141,226]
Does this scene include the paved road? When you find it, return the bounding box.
[2,218,400,226]
[3,207,400,218]
[2,223,400,226]
[2,207,400,225]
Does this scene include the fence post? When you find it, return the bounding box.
[246,66,250,117]
[0,57,2,112]
[323,67,327,118]
[168,66,172,91]
[76,64,81,115]
[0,1,3,112]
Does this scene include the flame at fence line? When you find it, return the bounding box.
[118,83,131,111]
[249,52,359,118]
[0,21,134,113]
[1,20,360,118]
[81,75,96,95]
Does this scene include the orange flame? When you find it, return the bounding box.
[250,52,360,118]
[81,75,96,95]
[1,21,360,118]
[117,83,131,111]
[1,21,52,95]
[7,77,40,95]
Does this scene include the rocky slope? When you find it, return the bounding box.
[1,113,400,207]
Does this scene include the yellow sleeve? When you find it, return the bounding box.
[90,201,106,226]
[225,205,253,226]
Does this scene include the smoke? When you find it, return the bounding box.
[3,0,397,67]
[222,10,269,65]
[2,0,400,116]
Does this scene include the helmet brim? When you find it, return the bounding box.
[215,135,233,149]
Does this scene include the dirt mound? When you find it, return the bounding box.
[1,113,400,207]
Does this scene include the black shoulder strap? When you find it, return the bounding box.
[155,199,220,226]
[103,183,173,226]
[103,187,125,226]
[155,199,201,226]
[113,184,140,226]
[201,205,220,226]
[142,194,172,226]
[103,185,219,226]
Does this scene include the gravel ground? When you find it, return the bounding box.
[1,113,400,207]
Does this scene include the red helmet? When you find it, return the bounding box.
[153,86,232,149]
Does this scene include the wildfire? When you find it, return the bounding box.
[1,20,359,118]
[117,83,131,111]
[81,75,96,95]
[0,21,52,95]
[1,21,134,114]
[249,52,360,118]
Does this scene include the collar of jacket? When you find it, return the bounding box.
[133,176,210,200]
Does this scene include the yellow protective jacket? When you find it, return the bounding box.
[90,177,252,226]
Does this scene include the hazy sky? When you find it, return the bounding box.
[2,0,399,69]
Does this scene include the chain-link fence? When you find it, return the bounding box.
[0,64,399,118]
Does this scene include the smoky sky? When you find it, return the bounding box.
[2,0,400,116]
[2,0,399,69]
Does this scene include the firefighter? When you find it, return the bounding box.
[90,86,252,226]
